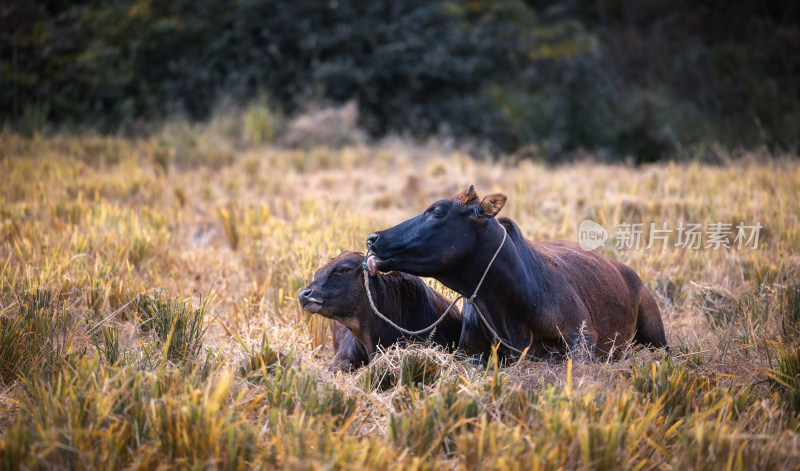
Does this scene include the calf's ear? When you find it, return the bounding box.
[478,193,507,218]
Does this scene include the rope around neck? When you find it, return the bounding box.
[363,221,524,355]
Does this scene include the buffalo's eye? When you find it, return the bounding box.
[334,266,353,276]
[429,206,446,218]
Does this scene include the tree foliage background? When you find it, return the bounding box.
[2,0,798,161]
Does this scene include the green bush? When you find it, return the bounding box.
[2,0,798,159]
[0,287,76,383]
[132,291,209,362]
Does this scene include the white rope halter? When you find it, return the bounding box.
[362,222,525,355]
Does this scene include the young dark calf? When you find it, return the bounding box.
[299,251,462,372]
[366,186,667,361]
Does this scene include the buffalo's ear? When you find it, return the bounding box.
[478,193,507,218]
[461,184,478,203]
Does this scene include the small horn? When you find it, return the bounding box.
[465,185,476,197]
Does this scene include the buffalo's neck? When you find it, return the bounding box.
[439,236,544,326]
[369,274,433,346]
[336,313,373,358]
[336,325,370,367]
[355,274,406,354]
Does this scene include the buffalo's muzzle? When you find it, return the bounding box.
[298,289,324,310]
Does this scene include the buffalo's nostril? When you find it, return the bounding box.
[366,233,379,248]
[299,289,313,303]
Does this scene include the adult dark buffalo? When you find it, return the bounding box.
[365,186,667,360]
[299,251,462,372]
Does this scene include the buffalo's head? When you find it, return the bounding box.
[299,251,367,330]
[366,185,506,278]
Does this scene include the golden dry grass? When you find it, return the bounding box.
[1,125,800,469]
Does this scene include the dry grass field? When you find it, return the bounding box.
[1,121,800,469]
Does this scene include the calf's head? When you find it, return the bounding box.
[367,185,506,277]
[298,251,366,331]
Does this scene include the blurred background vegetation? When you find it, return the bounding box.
[1,0,798,162]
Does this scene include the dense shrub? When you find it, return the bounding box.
[2,0,798,160]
